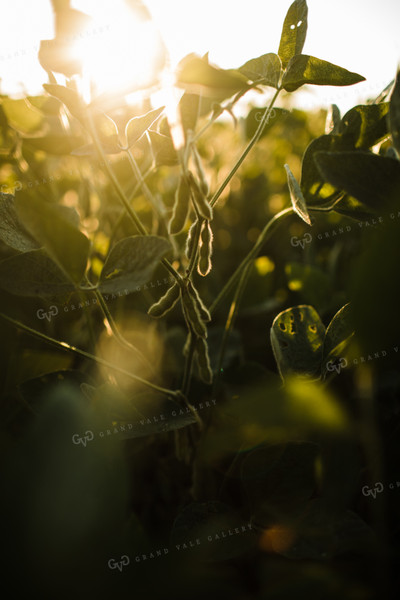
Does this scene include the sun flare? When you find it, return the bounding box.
[68,2,167,101]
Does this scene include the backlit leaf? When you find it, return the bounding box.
[43,84,85,122]
[315,151,400,211]
[239,53,282,88]
[0,193,38,252]
[176,54,249,100]
[1,98,43,134]
[278,0,308,69]
[124,106,164,148]
[284,163,311,224]
[99,235,172,294]
[0,249,75,298]
[15,192,90,284]
[148,130,178,166]
[322,303,355,375]
[339,103,390,149]
[270,305,325,379]
[282,55,365,92]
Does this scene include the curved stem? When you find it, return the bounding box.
[181,333,196,397]
[94,289,156,375]
[0,312,179,398]
[210,207,293,315]
[210,88,281,209]
[215,261,253,385]
[125,148,165,217]
[109,164,155,245]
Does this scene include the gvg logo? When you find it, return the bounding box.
[362,482,384,499]
[37,305,58,322]
[291,233,312,249]
[326,357,348,374]
[255,107,277,123]
[108,555,130,572]
[72,430,94,447]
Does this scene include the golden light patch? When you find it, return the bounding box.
[259,525,296,554]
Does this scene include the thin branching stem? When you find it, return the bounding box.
[86,106,183,284]
[0,312,180,398]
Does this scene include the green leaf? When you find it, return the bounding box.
[282,55,365,92]
[176,54,249,100]
[278,0,308,69]
[332,195,376,221]
[270,305,325,380]
[148,130,178,166]
[238,53,282,88]
[284,163,311,224]
[0,249,75,298]
[339,103,390,149]
[322,303,355,375]
[389,70,400,156]
[245,107,289,140]
[42,84,85,122]
[27,95,61,116]
[1,98,43,134]
[179,93,216,141]
[124,106,164,148]
[315,151,400,211]
[14,192,90,284]
[0,193,38,252]
[301,134,360,207]
[99,235,172,294]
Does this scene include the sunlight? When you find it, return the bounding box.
[70,4,165,101]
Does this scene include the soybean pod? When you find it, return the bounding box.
[169,175,191,235]
[197,221,213,277]
[148,282,181,318]
[188,170,213,221]
[187,281,211,322]
[196,337,213,384]
[181,287,207,338]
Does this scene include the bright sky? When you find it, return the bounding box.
[0,0,399,113]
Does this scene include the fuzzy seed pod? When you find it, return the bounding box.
[185,220,198,260]
[196,336,213,384]
[192,145,209,197]
[187,281,211,322]
[197,221,213,277]
[148,282,181,318]
[169,175,191,235]
[181,288,207,338]
[188,171,213,221]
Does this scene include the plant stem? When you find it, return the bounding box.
[181,333,196,396]
[191,86,252,144]
[93,288,156,375]
[0,312,179,398]
[186,90,282,279]
[214,261,253,385]
[210,88,281,209]
[210,207,293,315]
[180,90,282,395]
[86,106,182,285]
[109,165,155,246]
[125,148,165,218]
